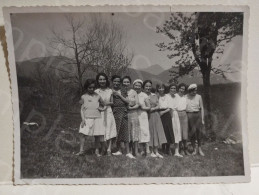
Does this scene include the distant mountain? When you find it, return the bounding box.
[139,64,165,75]
[16,56,96,81]
[123,68,161,83]
[16,56,234,88]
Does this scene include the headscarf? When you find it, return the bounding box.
[133,79,143,86]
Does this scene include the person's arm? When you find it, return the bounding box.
[159,108,170,116]
[80,99,85,127]
[199,95,205,125]
[113,90,129,104]
[104,90,113,106]
[128,92,139,110]
[107,94,114,106]
[98,96,107,111]
[141,98,151,111]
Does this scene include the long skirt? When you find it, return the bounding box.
[113,106,129,142]
[138,110,150,143]
[178,111,188,140]
[171,110,182,144]
[160,111,175,144]
[128,110,141,142]
[149,111,167,147]
[97,107,117,141]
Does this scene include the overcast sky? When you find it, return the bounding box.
[11,12,243,80]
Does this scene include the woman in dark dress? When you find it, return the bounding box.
[111,75,135,159]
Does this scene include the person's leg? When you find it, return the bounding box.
[107,139,112,156]
[129,142,133,154]
[189,113,197,155]
[168,143,172,155]
[146,143,150,154]
[125,142,136,159]
[94,136,100,156]
[197,125,205,156]
[125,142,130,154]
[182,140,189,155]
[112,142,123,155]
[174,143,183,157]
[134,141,139,156]
[154,146,163,158]
[76,135,85,155]
[162,143,166,154]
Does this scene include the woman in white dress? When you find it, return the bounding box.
[168,83,183,157]
[95,73,117,156]
[133,79,151,156]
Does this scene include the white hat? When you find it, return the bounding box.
[133,79,143,86]
[188,84,197,90]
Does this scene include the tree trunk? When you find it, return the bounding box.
[201,64,216,140]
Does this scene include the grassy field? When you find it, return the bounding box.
[20,83,244,178]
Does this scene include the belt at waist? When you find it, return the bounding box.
[186,111,200,113]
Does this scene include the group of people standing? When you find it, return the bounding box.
[76,72,205,159]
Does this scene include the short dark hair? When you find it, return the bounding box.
[178,83,187,91]
[168,83,177,89]
[96,72,110,88]
[122,76,132,83]
[83,79,96,92]
[111,75,121,82]
[143,80,152,89]
[156,83,167,92]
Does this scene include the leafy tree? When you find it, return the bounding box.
[156,12,243,133]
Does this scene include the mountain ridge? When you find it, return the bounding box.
[16,56,235,86]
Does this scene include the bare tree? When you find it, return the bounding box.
[49,14,133,93]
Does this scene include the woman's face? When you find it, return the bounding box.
[112,78,121,89]
[87,83,95,94]
[169,85,177,95]
[179,86,186,95]
[157,86,165,95]
[189,88,197,96]
[133,82,142,93]
[98,75,107,88]
[144,82,152,93]
[122,78,131,88]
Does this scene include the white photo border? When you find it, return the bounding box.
[3,5,250,185]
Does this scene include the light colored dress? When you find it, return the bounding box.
[95,88,117,141]
[176,93,188,140]
[137,92,150,143]
[148,93,167,147]
[168,94,182,143]
[127,89,141,142]
[79,93,104,136]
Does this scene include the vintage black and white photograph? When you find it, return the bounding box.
[4,6,249,184]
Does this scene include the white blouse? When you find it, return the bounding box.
[175,93,187,111]
[158,94,171,109]
[186,94,201,112]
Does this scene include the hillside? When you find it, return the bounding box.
[157,67,233,85]
[16,56,234,87]
[139,64,165,75]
